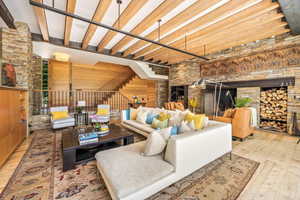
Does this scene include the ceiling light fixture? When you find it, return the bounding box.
[158,19,162,42]
[117,0,122,30]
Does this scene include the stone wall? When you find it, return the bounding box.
[0,22,32,89]
[149,65,169,107]
[156,80,168,108]
[31,55,43,115]
[169,61,203,112]
[169,33,300,134]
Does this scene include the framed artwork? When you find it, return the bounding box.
[2,63,16,86]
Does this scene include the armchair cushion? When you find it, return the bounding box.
[52,111,69,120]
[96,108,109,115]
[52,117,75,124]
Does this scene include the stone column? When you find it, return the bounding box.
[0,22,33,89]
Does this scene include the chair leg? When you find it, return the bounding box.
[229,152,232,161]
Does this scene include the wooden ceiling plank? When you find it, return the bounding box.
[64,0,77,46]
[110,0,182,55]
[153,14,286,61]
[82,0,113,49]
[32,0,49,41]
[97,0,149,52]
[156,17,287,62]
[148,11,284,60]
[134,0,261,59]
[144,1,281,60]
[158,21,288,63]
[122,0,222,57]
[168,27,290,64]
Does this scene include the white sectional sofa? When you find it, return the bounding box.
[95,119,232,200]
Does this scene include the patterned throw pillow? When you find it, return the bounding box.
[151,118,168,129]
[146,113,158,124]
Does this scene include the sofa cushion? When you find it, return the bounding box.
[123,120,155,133]
[52,117,75,124]
[95,142,174,198]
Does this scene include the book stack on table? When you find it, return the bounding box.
[78,132,99,145]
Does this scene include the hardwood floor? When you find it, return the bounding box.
[0,129,299,199]
[234,130,300,200]
[0,135,32,193]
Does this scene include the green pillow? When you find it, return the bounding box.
[151,118,168,129]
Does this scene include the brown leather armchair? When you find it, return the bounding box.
[212,108,253,141]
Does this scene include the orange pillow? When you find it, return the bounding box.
[223,109,236,118]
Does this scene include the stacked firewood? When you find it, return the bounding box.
[260,121,287,132]
[260,88,287,121]
[260,88,287,132]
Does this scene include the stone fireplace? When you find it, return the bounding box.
[169,34,300,135]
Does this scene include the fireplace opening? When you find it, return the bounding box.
[260,87,288,132]
[203,87,237,116]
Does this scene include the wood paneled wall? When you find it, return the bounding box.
[48,60,71,91]
[0,88,27,167]
[48,60,158,107]
[72,62,134,90]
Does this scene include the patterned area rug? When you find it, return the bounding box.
[0,129,259,200]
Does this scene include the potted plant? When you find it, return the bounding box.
[235,97,252,108]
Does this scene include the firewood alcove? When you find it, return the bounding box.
[260,87,288,132]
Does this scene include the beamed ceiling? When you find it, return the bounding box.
[4,0,290,65]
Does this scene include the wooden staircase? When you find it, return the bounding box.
[101,74,137,103]
[104,75,156,110]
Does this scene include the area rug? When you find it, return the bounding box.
[0,129,259,200]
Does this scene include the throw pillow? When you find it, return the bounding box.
[157,112,171,121]
[184,113,195,122]
[223,109,236,118]
[171,126,178,135]
[146,113,158,124]
[52,111,69,120]
[130,108,138,120]
[151,118,168,129]
[143,127,171,156]
[179,121,193,134]
[193,114,206,130]
[203,116,209,128]
[136,110,148,124]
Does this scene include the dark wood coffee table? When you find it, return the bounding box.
[62,124,134,171]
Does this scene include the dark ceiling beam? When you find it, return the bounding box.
[278,0,300,35]
[31,33,170,67]
[0,0,16,29]
[29,0,209,61]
